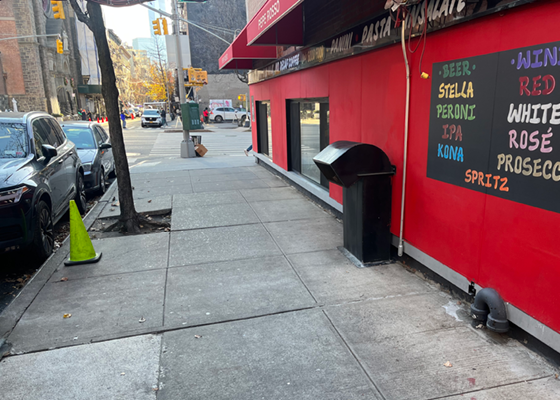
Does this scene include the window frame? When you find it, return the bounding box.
[286,97,330,189]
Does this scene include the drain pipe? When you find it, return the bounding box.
[470,288,510,333]
[398,19,411,257]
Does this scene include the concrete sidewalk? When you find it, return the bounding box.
[0,160,558,399]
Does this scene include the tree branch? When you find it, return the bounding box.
[68,0,92,30]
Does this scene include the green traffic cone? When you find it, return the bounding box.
[64,200,101,266]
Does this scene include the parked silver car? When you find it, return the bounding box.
[60,122,114,195]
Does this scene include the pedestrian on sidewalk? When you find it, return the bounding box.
[81,109,87,121]
[161,108,167,126]
[121,111,126,129]
[87,111,92,121]
[203,107,209,123]
[244,144,253,156]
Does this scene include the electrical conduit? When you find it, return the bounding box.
[398,18,410,257]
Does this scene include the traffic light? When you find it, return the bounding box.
[162,19,169,35]
[51,1,66,20]
[56,39,63,54]
[152,19,161,36]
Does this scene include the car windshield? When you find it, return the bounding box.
[62,126,95,149]
[144,110,159,116]
[0,123,28,158]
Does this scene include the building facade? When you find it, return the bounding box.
[179,0,250,110]
[0,0,82,115]
[226,0,560,354]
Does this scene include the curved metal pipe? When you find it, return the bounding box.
[470,288,509,333]
[398,16,411,257]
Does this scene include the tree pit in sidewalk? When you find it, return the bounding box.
[89,211,171,239]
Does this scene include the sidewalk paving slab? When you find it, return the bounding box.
[164,256,316,328]
[190,171,260,183]
[262,176,289,188]
[239,187,301,202]
[250,197,332,223]
[8,269,166,353]
[127,185,193,199]
[49,233,169,281]
[172,190,246,207]
[169,224,282,267]
[98,195,172,219]
[130,176,191,189]
[326,296,557,400]
[189,166,256,177]
[0,334,160,400]
[441,376,560,399]
[192,179,270,193]
[171,202,260,231]
[158,310,383,400]
[264,217,343,255]
[288,249,434,304]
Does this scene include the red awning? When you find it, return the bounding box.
[219,27,277,70]
[246,0,304,46]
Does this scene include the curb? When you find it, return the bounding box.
[0,180,117,354]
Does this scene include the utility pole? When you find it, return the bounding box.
[173,1,195,158]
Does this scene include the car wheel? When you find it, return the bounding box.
[32,200,54,261]
[142,124,146,128]
[215,115,223,123]
[97,168,106,195]
[109,162,117,178]
[75,173,87,214]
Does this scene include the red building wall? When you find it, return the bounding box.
[250,0,560,333]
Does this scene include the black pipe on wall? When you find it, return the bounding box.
[470,288,510,333]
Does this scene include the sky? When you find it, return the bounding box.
[102,1,170,46]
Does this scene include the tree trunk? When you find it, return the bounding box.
[84,2,140,232]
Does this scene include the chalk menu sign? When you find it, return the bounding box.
[427,41,560,213]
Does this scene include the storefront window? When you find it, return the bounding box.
[288,98,329,188]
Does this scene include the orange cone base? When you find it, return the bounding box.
[65,252,102,266]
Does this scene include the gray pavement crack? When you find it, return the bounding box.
[424,374,557,400]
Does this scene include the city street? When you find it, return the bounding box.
[0,120,251,313]
[0,121,559,399]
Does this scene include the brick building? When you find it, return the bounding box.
[0,0,82,115]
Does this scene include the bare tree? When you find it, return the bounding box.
[148,36,173,110]
[68,0,154,233]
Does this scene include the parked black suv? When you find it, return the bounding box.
[0,112,86,260]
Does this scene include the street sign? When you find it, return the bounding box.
[181,103,202,131]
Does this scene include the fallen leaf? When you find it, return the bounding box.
[110,208,115,211]
[475,324,484,329]
[60,277,69,282]
[139,225,144,228]
[152,387,159,391]
[63,313,72,319]
[194,335,202,339]
[444,361,453,368]
[555,374,558,379]
[148,200,152,203]
[147,217,152,221]
[139,317,146,323]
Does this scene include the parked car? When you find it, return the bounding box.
[60,122,114,195]
[0,112,86,260]
[141,109,163,128]
[234,108,251,123]
[210,107,237,123]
